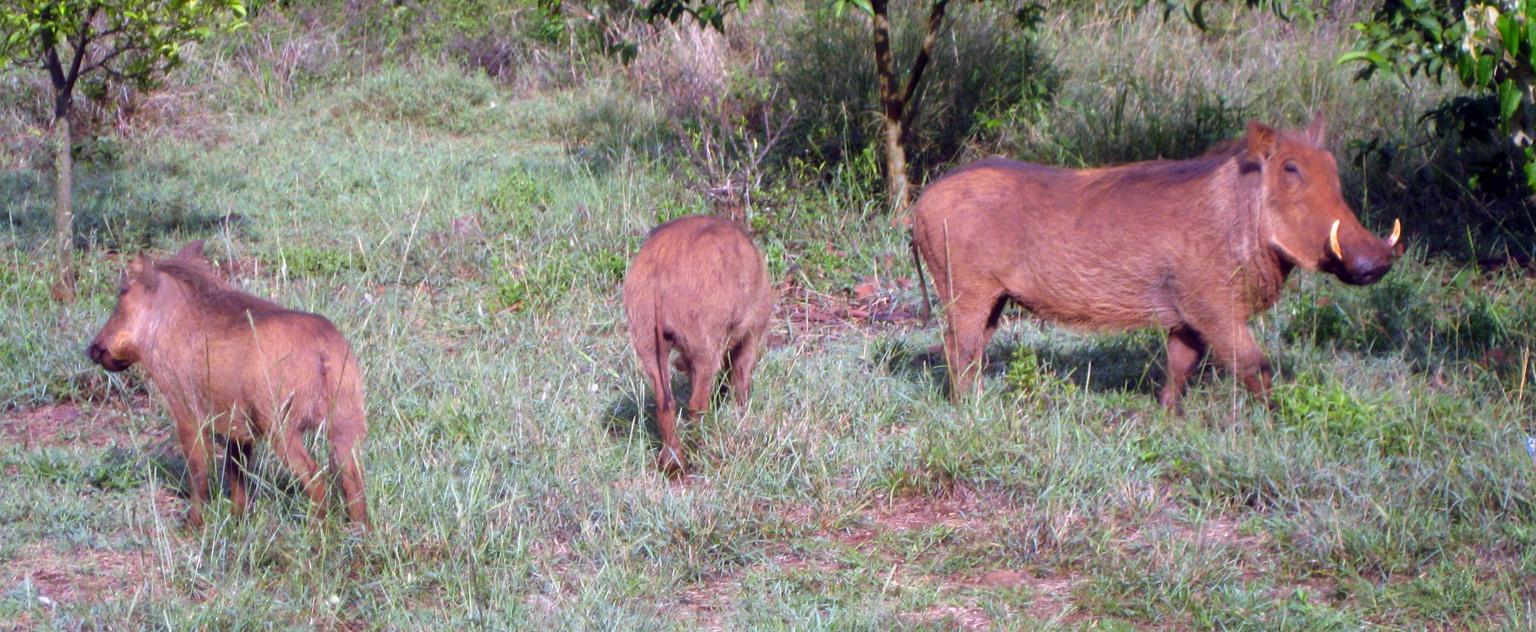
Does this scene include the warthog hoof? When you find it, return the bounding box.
[656,447,687,476]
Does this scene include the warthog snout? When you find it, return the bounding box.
[1341,250,1392,285]
[85,340,130,372]
[1328,218,1399,286]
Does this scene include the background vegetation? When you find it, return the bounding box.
[1,0,1533,628]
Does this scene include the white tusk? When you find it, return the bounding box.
[1328,220,1343,260]
[1386,218,1401,249]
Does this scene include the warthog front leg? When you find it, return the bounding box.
[171,406,213,529]
[327,420,370,529]
[1199,320,1273,405]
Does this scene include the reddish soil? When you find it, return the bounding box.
[0,397,154,450]
[770,275,926,349]
[1,541,164,623]
[834,484,1010,546]
[903,604,994,630]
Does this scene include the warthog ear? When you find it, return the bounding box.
[127,254,159,290]
[1305,113,1328,145]
[126,253,150,276]
[176,240,206,260]
[1246,121,1278,161]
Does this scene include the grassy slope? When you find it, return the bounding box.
[2,8,1535,631]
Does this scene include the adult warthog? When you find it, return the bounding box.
[912,117,1400,408]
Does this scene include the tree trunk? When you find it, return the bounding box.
[50,110,76,302]
[43,33,82,303]
[870,0,911,217]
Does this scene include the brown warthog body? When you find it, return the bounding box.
[87,242,369,528]
[913,119,1398,407]
[623,215,772,473]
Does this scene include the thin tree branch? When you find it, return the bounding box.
[900,0,949,132]
[37,7,67,90]
[81,39,139,76]
[43,42,66,90]
[901,0,948,106]
[63,6,100,91]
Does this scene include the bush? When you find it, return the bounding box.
[624,3,1055,197]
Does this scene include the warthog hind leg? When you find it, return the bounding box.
[635,326,685,474]
[683,349,722,417]
[727,333,764,407]
[1159,325,1207,413]
[328,420,370,529]
[942,293,1006,401]
[270,424,329,523]
[223,439,254,516]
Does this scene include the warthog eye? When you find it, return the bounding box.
[1283,162,1299,175]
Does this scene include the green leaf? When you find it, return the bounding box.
[831,0,872,17]
[1337,49,1388,68]
[1499,79,1522,122]
[1497,14,1522,57]
[1476,54,1496,87]
[1413,14,1443,40]
[1527,15,1536,56]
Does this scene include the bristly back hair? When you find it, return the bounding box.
[153,257,285,317]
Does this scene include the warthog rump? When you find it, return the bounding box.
[623,216,773,473]
[912,117,1399,407]
[86,242,369,528]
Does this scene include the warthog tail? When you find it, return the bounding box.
[910,234,931,326]
[652,290,673,412]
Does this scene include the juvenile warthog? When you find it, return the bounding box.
[912,117,1400,408]
[623,216,773,473]
[86,242,369,528]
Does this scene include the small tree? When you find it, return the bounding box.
[0,0,246,301]
[642,0,1040,218]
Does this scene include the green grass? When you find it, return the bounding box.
[2,5,1535,630]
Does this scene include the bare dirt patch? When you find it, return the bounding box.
[0,403,83,450]
[676,572,738,632]
[828,483,1014,549]
[1022,574,1085,624]
[674,547,830,630]
[681,487,1086,627]
[1275,575,1342,604]
[771,276,925,349]
[0,396,158,450]
[902,604,994,630]
[1,541,164,609]
[1121,510,1268,551]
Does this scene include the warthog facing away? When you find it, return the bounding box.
[87,242,369,528]
[913,118,1400,408]
[623,216,773,473]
